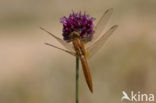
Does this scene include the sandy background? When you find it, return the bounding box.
[0,0,156,103]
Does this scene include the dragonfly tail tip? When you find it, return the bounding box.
[90,87,93,93]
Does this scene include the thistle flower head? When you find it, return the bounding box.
[60,12,95,42]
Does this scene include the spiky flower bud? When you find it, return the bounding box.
[60,12,95,42]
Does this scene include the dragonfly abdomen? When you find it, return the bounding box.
[80,55,93,93]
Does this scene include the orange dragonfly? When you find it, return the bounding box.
[40,8,118,93]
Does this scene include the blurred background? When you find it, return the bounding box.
[0,0,156,103]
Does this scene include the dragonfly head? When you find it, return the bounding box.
[69,31,80,39]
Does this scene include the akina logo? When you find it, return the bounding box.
[121,91,154,102]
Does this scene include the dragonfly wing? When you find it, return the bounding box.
[57,39,73,52]
[45,43,75,56]
[87,25,118,59]
[86,8,113,47]
[40,27,73,51]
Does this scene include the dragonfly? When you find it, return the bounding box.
[40,8,118,93]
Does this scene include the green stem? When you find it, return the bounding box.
[76,57,79,103]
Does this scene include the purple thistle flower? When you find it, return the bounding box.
[60,12,95,42]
